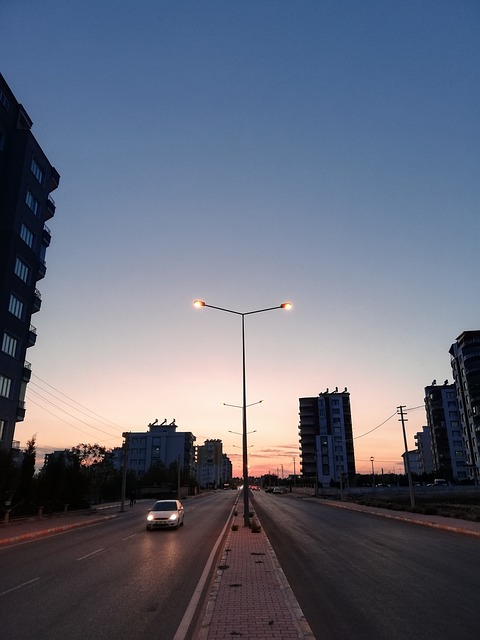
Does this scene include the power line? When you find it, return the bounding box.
[353,403,425,441]
[27,396,118,443]
[31,373,123,430]
[353,411,397,439]
[27,388,121,441]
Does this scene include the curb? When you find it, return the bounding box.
[0,513,120,547]
[317,500,480,538]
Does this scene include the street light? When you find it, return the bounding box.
[193,299,292,526]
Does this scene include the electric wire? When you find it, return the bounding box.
[31,373,123,429]
[27,396,118,443]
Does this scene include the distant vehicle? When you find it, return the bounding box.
[432,479,448,486]
[146,500,184,530]
[272,486,287,494]
[264,486,273,493]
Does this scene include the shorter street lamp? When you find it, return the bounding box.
[194,299,292,526]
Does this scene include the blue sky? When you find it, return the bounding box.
[2,0,479,475]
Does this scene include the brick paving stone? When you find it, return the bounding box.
[196,502,315,640]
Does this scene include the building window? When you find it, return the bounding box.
[2,333,18,358]
[0,419,6,440]
[0,89,9,111]
[0,375,12,398]
[14,257,30,283]
[25,190,40,216]
[20,223,34,248]
[31,158,44,184]
[8,294,24,319]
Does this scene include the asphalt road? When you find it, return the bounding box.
[252,491,480,640]
[0,492,236,640]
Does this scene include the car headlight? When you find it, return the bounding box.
[147,514,154,521]
[168,514,178,521]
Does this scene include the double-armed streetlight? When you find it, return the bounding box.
[193,299,292,526]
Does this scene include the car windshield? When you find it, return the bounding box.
[151,501,177,511]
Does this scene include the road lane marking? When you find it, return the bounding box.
[173,499,239,640]
[0,577,40,597]
[76,548,105,561]
[123,533,138,540]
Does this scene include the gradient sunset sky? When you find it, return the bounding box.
[2,1,479,476]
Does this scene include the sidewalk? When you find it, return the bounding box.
[196,501,315,640]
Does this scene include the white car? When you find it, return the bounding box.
[146,499,185,530]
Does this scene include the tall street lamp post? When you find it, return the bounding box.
[194,299,292,526]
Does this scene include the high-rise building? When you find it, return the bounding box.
[423,382,467,481]
[449,331,480,483]
[298,388,355,487]
[0,74,60,452]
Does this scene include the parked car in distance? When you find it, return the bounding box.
[146,499,184,530]
[427,479,448,487]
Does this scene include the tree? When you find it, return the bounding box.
[0,448,17,516]
[12,436,37,513]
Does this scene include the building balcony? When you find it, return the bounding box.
[27,324,37,347]
[43,224,51,246]
[17,401,26,421]
[37,258,46,280]
[45,195,56,220]
[32,288,42,313]
[23,361,32,382]
[299,426,317,436]
[49,167,60,192]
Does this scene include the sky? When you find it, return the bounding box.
[1,0,479,476]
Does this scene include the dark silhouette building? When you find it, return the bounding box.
[0,74,60,452]
[449,331,480,483]
[299,388,356,487]
[424,381,466,482]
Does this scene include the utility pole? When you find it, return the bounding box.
[177,454,181,500]
[398,405,415,508]
[120,432,129,513]
[293,457,296,488]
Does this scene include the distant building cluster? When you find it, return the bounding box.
[298,330,480,486]
[115,420,232,490]
[415,331,480,484]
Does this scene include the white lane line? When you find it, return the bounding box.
[0,577,40,597]
[122,534,138,541]
[76,548,105,561]
[172,499,238,640]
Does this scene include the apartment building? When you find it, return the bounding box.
[449,331,480,483]
[124,419,196,479]
[0,74,60,451]
[414,426,434,475]
[424,381,467,481]
[298,388,356,487]
[196,439,224,489]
